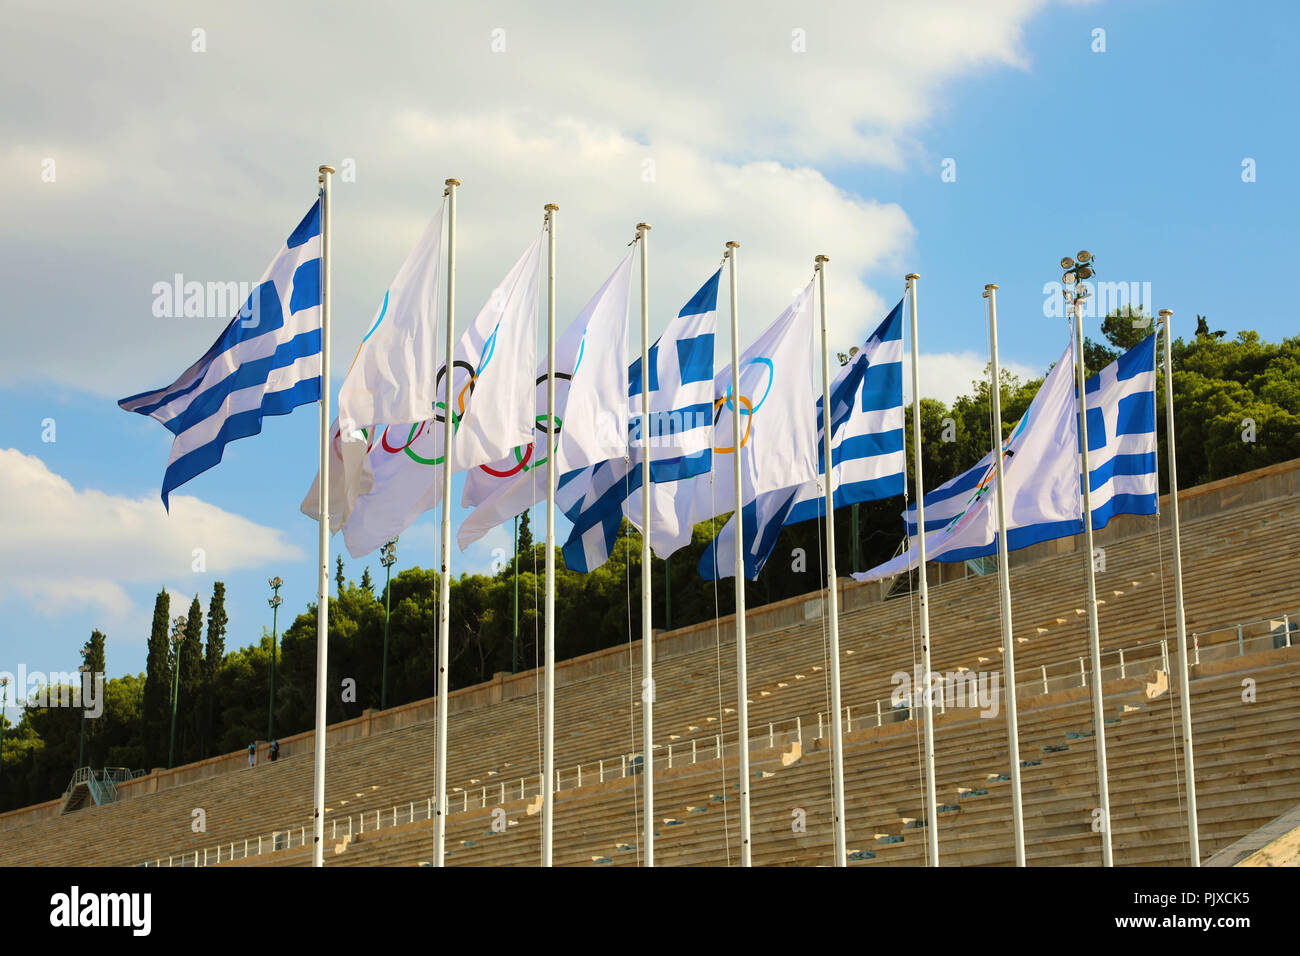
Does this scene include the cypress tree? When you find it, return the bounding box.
[178,597,204,763]
[203,583,228,757]
[142,589,171,769]
[518,509,534,553]
[80,630,106,765]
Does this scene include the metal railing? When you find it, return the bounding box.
[142,606,1298,867]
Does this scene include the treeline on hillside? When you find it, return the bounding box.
[1,312,1295,812]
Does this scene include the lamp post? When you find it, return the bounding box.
[77,664,90,770]
[0,676,9,781]
[267,577,283,742]
[168,615,185,770]
[512,516,519,674]
[1062,249,1115,867]
[664,554,672,631]
[379,540,398,709]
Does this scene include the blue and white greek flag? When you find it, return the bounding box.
[900,331,1158,542]
[856,329,1158,582]
[120,200,323,508]
[699,298,906,580]
[559,270,719,573]
[1083,331,1158,528]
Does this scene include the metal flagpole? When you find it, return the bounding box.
[907,273,940,865]
[542,203,558,866]
[815,256,847,867]
[984,283,1026,867]
[1071,293,1113,867]
[637,223,654,866]
[1160,308,1200,865]
[513,514,520,674]
[724,240,752,866]
[312,164,335,869]
[433,177,459,866]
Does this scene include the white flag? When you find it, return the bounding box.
[556,250,633,473]
[302,202,445,532]
[339,201,445,436]
[854,339,1079,582]
[458,249,633,550]
[642,279,820,558]
[309,233,543,558]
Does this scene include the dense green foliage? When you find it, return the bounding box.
[1,314,1294,812]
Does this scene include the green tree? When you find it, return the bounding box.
[203,582,228,757]
[177,597,205,763]
[141,589,171,769]
[80,630,106,765]
[517,510,534,552]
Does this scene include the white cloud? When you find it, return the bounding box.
[164,589,207,623]
[463,525,514,577]
[0,1,1049,394]
[0,448,304,617]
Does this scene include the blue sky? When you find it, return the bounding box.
[1,0,1296,712]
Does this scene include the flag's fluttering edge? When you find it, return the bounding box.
[701,296,906,580]
[855,329,1158,582]
[307,232,544,558]
[119,200,324,508]
[457,248,634,551]
[303,200,447,534]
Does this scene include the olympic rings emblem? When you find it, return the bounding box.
[712,357,774,454]
[945,411,1031,533]
[478,372,572,477]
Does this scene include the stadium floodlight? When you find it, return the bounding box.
[168,615,186,769]
[1062,251,1096,311]
[267,577,284,741]
[1060,245,1114,866]
[0,676,9,781]
[380,538,399,709]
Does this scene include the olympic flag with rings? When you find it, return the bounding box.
[700,295,907,580]
[304,230,545,559]
[301,200,447,534]
[644,277,821,560]
[457,247,634,551]
[853,335,1082,582]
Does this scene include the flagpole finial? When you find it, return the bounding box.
[319,165,336,175]
[545,203,559,212]
[1159,308,1173,318]
[637,222,651,231]
[445,178,461,187]
[983,283,998,298]
[906,272,919,281]
[815,255,829,265]
[726,241,740,248]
